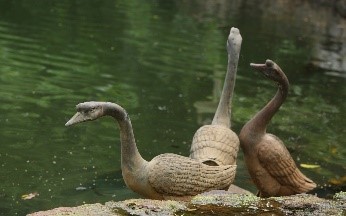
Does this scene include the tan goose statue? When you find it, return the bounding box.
[65,101,236,201]
[190,27,242,166]
[239,60,316,197]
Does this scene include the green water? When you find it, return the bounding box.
[0,1,345,215]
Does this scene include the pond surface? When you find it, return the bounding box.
[0,0,345,215]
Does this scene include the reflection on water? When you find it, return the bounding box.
[0,0,345,215]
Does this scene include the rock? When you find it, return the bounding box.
[27,203,115,216]
[271,193,345,216]
[105,199,186,216]
[189,190,280,215]
[28,191,345,216]
[334,191,346,201]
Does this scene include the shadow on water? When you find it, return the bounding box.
[0,0,345,215]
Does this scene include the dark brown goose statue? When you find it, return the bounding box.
[190,27,242,166]
[65,102,236,201]
[239,60,316,197]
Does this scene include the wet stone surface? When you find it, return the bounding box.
[271,193,345,216]
[106,199,187,216]
[187,191,281,215]
[28,191,345,216]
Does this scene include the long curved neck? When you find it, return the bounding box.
[245,79,289,135]
[103,103,147,170]
[212,28,242,127]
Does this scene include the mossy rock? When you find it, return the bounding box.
[188,190,282,215]
[27,203,116,216]
[28,191,346,216]
[105,199,186,216]
[333,191,346,201]
[271,193,345,216]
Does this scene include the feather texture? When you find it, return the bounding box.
[149,153,236,196]
[257,134,316,195]
[190,125,239,165]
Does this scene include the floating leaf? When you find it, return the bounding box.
[21,192,39,200]
[329,146,338,155]
[75,186,87,191]
[300,163,321,169]
[329,176,346,185]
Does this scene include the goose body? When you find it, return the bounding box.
[239,60,316,197]
[65,102,236,201]
[190,27,242,166]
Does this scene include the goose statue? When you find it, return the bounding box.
[65,101,237,201]
[239,60,316,197]
[190,27,241,166]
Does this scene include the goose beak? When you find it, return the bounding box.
[65,112,85,126]
[250,63,266,71]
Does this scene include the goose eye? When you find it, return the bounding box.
[265,60,274,67]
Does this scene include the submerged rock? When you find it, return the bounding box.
[28,191,345,216]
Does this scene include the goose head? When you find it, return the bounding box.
[250,59,285,84]
[65,102,105,126]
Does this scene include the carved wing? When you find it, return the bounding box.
[148,153,236,196]
[257,134,315,193]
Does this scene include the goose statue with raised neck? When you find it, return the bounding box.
[239,60,316,197]
[190,27,241,167]
[65,102,236,201]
